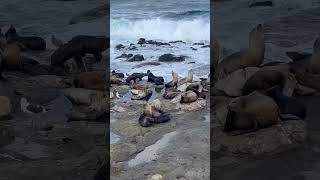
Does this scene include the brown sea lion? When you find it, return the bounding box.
[216,24,265,79]
[165,71,179,88]
[291,65,320,91]
[130,78,145,90]
[131,89,152,100]
[163,87,180,99]
[139,102,170,127]
[242,69,287,95]
[74,71,106,91]
[180,90,198,103]
[2,43,22,70]
[186,69,193,83]
[224,91,279,133]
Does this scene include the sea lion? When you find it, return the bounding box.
[147,70,164,85]
[51,35,108,69]
[266,86,306,119]
[5,26,46,51]
[186,69,193,83]
[163,87,180,99]
[224,91,279,133]
[291,65,320,91]
[111,70,125,78]
[180,90,198,103]
[74,71,106,91]
[130,78,145,90]
[131,89,152,100]
[139,103,170,127]
[2,43,22,70]
[242,69,287,95]
[165,71,179,88]
[125,72,146,83]
[110,74,124,85]
[51,35,64,48]
[216,24,265,79]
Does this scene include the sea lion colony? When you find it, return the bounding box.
[212,24,313,134]
[111,37,210,127]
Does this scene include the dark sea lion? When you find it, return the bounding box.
[110,74,124,85]
[125,72,146,83]
[224,91,279,133]
[139,103,170,127]
[111,70,124,78]
[242,69,286,95]
[216,24,265,79]
[290,65,320,91]
[51,35,108,69]
[130,78,145,90]
[74,71,106,91]
[131,89,152,100]
[163,87,180,99]
[5,26,46,51]
[147,70,164,85]
[266,86,306,119]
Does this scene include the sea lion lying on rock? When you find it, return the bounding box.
[51,35,108,70]
[165,71,179,88]
[163,87,180,99]
[5,26,46,51]
[266,86,306,120]
[74,71,106,91]
[180,90,198,103]
[131,89,152,100]
[139,101,170,127]
[147,70,164,85]
[216,24,265,79]
[125,72,146,83]
[224,91,279,134]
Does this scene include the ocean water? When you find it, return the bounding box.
[110,0,210,82]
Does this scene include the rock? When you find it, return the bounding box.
[115,53,133,59]
[0,96,12,119]
[115,44,125,50]
[133,62,161,68]
[212,120,306,155]
[249,1,273,8]
[128,54,144,62]
[158,54,186,62]
[215,67,260,97]
[295,84,317,96]
[67,106,106,122]
[111,143,137,162]
[0,125,15,147]
[27,75,69,88]
[201,45,210,48]
[212,106,229,128]
[193,42,205,45]
[63,88,105,106]
[169,40,185,44]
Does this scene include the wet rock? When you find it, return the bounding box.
[63,88,105,106]
[0,125,15,147]
[133,62,161,68]
[128,54,144,62]
[193,42,205,45]
[69,4,108,24]
[249,1,273,8]
[169,40,185,44]
[0,96,12,119]
[213,120,306,155]
[201,45,210,48]
[115,44,125,50]
[215,67,260,97]
[158,53,186,62]
[115,53,133,59]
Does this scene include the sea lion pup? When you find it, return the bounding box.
[165,71,179,88]
[51,35,108,69]
[242,69,287,95]
[5,26,46,51]
[51,35,64,48]
[180,90,198,103]
[224,91,279,134]
[131,89,152,100]
[216,24,265,79]
[266,86,306,120]
[74,71,106,91]
[139,102,170,127]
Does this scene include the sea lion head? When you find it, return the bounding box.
[172,71,179,84]
[143,103,153,116]
[249,24,265,49]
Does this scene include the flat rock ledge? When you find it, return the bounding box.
[212,120,307,156]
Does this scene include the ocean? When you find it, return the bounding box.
[110,0,210,82]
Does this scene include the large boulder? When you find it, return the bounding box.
[158,54,186,62]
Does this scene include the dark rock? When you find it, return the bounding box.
[193,42,205,45]
[128,55,144,62]
[190,47,197,51]
[133,62,161,68]
[249,1,273,8]
[137,38,170,46]
[169,40,186,44]
[69,4,108,24]
[201,45,210,48]
[158,53,186,62]
[0,125,15,148]
[115,44,125,50]
[115,53,133,59]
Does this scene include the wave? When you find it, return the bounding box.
[111,17,209,42]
